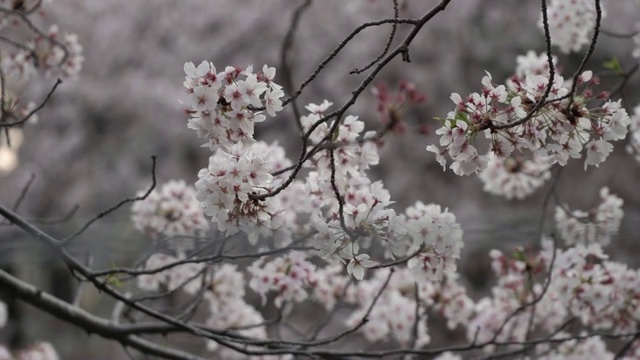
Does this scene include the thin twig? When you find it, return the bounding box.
[62,156,157,244]
[0,79,63,128]
[350,0,400,75]
[280,0,312,132]
[11,173,36,211]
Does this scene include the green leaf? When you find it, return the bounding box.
[603,58,623,73]
[454,111,469,123]
[331,126,339,141]
[106,274,122,287]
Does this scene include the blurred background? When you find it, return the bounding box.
[0,0,639,358]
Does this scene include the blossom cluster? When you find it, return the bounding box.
[474,52,553,200]
[183,60,290,245]
[248,251,317,307]
[478,152,551,200]
[3,24,84,81]
[195,141,289,244]
[542,0,604,54]
[555,187,624,246]
[183,62,283,150]
[300,101,379,188]
[131,180,209,244]
[430,66,630,176]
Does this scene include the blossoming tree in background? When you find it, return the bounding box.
[1,0,640,359]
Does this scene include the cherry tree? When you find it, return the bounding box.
[0,0,640,359]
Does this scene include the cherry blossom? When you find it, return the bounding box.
[346,253,376,280]
[184,60,210,79]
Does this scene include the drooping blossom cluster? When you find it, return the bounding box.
[478,152,551,200]
[554,187,623,246]
[298,102,390,277]
[131,180,209,243]
[183,61,284,150]
[195,141,289,244]
[430,69,631,176]
[542,0,604,54]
